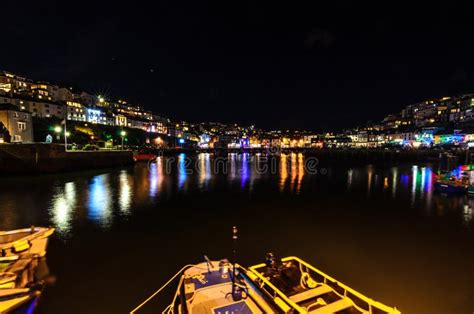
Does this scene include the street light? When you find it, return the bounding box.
[54,126,62,141]
[121,130,126,150]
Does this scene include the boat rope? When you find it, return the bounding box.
[130,264,197,314]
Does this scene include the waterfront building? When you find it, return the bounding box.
[303,134,318,147]
[168,123,184,138]
[57,87,74,102]
[86,107,108,124]
[0,71,32,95]
[30,82,59,101]
[385,131,404,144]
[114,114,128,127]
[22,98,65,119]
[356,131,368,147]
[127,116,149,131]
[79,92,97,107]
[382,114,402,130]
[0,103,33,142]
[150,115,168,134]
[0,94,18,106]
[66,101,87,122]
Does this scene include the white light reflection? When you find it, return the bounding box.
[367,165,373,196]
[463,205,473,224]
[347,168,353,190]
[241,153,249,188]
[279,154,288,192]
[411,165,418,206]
[149,157,164,198]
[119,170,132,214]
[391,167,398,198]
[229,153,237,183]
[296,153,305,194]
[290,153,297,191]
[87,174,112,228]
[198,153,211,190]
[178,153,188,191]
[50,182,76,237]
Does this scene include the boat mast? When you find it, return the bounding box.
[231,225,240,301]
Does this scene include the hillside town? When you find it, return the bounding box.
[1,70,474,150]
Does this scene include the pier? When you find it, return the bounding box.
[0,143,133,174]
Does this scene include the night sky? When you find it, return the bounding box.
[3,1,474,131]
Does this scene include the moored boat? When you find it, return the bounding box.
[433,180,467,194]
[133,153,157,162]
[0,227,54,257]
[467,185,474,195]
[249,254,400,313]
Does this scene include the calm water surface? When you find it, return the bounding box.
[0,153,473,314]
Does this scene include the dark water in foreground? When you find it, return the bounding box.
[0,153,473,314]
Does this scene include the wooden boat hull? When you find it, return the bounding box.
[0,227,54,257]
[0,289,39,313]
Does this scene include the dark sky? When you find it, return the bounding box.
[3,1,474,131]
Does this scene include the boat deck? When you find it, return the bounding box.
[186,282,262,314]
[180,263,269,313]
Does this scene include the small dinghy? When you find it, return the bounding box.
[249,254,400,313]
[0,227,54,257]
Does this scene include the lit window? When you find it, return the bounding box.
[18,122,26,131]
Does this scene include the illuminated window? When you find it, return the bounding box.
[18,122,26,131]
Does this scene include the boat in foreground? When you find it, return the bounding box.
[0,227,55,313]
[0,227,54,257]
[170,259,282,313]
[249,255,400,313]
[133,255,400,313]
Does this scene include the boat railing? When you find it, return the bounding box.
[247,264,307,313]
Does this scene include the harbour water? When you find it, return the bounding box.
[0,153,473,313]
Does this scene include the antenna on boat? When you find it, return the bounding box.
[231,226,242,301]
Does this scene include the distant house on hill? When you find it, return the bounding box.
[0,103,33,143]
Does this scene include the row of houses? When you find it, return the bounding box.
[0,71,170,142]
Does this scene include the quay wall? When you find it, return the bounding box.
[0,144,134,174]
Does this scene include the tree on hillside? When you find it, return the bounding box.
[0,121,11,143]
